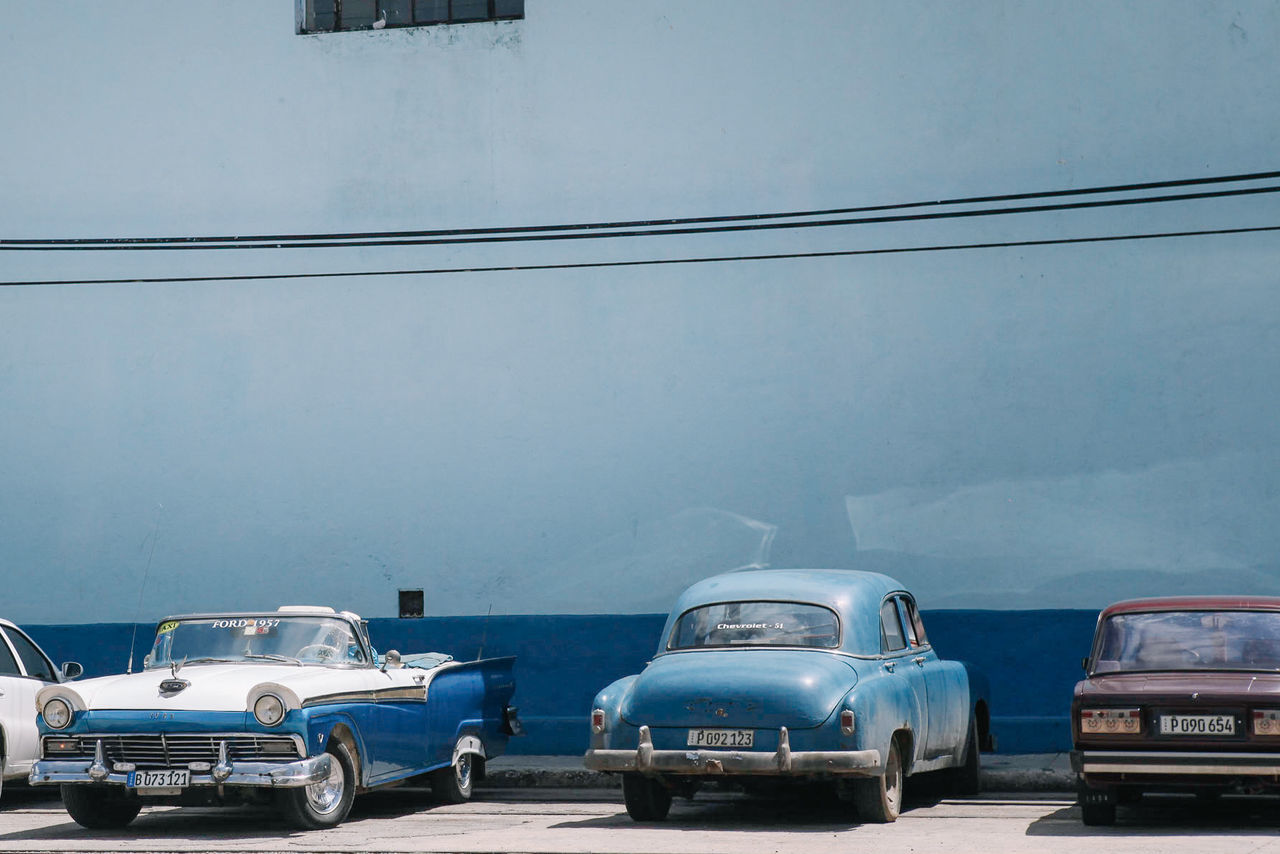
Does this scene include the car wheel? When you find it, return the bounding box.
[853,738,903,823]
[60,785,142,829]
[1080,799,1117,826]
[278,741,356,829]
[432,741,480,804]
[950,714,980,796]
[621,773,672,821]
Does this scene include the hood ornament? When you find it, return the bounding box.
[160,657,190,695]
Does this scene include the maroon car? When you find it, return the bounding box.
[1072,596,1280,825]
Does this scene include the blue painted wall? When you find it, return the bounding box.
[24,610,1098,754]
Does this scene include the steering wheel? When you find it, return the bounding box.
[297,643,340,661]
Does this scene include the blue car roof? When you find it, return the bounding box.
[657,568,908,657]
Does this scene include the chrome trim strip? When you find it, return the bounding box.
[301,686,427,707]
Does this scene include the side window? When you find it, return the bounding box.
[903,597,929,648]
[5,628,56,681]
[0,632,22,676]
[880,600,907,652]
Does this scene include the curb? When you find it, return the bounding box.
[481,754,1076,793]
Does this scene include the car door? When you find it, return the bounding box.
[898,596,959,759]
[0,625,52,778]
[879,597,928,764]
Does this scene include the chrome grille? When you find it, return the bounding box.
[43,733,303,766]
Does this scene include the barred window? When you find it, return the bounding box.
[300,0,523,34]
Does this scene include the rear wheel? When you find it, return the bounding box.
[278,741,356,829]
[853,738,903,823]
[950,715,980,796]
[60,785,142,829]
[1078,784,1117,826]
[432,741,479,804]
[622,773,672,821]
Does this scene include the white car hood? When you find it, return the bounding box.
[65,664,378,712]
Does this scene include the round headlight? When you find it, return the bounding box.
[43,697,72,730]
[253,693,285,727]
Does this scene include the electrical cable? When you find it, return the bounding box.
[3,170,1279,250]
[3,224,1276,288]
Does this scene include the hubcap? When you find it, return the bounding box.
[305,754,346,814]
[456,752,473,790]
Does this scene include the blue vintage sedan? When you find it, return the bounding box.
[584,569,992,822]
[30,606,520,829]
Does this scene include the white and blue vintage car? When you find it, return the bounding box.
[584,569,992,822]
[30,606,520,829]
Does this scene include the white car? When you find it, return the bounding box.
[0,618,82,796]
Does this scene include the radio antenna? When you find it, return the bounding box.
[476,604,492,660]
[125,503,163,674]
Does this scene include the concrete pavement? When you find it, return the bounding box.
[482,753,1076,792]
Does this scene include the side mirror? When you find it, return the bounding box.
[382,649,403,671]
[60,661,83,681]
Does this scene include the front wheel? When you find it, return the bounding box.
[432,740,480,804]
[853,738,903,823]
[60,785,142,829]
[278,741,356,829]
[621,773,672,821]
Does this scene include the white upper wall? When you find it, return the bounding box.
[2,1,1280,620]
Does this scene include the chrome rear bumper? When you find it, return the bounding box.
[1073,749,1280,777]
[585,725,881,776]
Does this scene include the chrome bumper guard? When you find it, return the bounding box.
[30,738,332,790]
[1073,749,1280,777]
[585,725,881,776]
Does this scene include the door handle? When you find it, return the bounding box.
[883,662,895,673]
[913,657,926,666]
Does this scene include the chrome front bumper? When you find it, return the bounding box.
[30,743,332,790]
[585,725,881,777]
[1073,749,1280,778]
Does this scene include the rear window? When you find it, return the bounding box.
[668,601,840,650]
[1093,610,1280,673]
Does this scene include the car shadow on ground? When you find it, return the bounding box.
[1027,794,1280,837]
[553,773,961,832]
[0,784,451,842]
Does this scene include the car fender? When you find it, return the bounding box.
[846,663,924,771]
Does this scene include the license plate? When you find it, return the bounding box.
[687,728,754,749]
[127,768,190,792]
[1159,714,1236,736]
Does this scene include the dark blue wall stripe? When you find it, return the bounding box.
[22,609,1098,756]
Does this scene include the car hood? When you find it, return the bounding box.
[1078,670,1280,702]
[620,649,857,729]
[61,664,375,712]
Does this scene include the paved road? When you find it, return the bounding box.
[3,784,1280,853]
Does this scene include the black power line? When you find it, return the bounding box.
[3,170,1280,251]
[3,224,1276,288]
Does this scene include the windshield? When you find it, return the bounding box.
[146,615,369,668]
[1093,610,1280,673]
[669,601,840,650]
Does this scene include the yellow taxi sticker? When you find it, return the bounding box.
[158,621,180,634]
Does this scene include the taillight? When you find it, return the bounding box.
[591,708,606,734]
[1079,708,1141,735]
[840,709,855,736]
[1254,710,1280,736]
